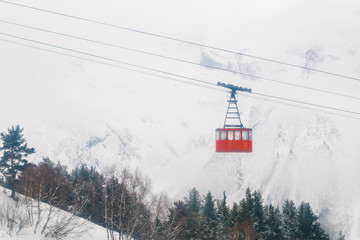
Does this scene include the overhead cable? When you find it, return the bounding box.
[0,0,359,82]
[0,38,222,92]
[1,19,359,101]
[0,32,359,117]
[4,36,357,122]
[0,32,216,87]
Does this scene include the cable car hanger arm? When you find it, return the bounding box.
[217,82,252,94]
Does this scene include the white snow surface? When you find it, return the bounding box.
[0,187,112,240]
[1,0,360,239]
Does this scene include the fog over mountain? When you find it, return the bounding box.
[1,0,360,238]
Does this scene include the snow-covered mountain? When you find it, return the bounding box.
[1,0,360,238]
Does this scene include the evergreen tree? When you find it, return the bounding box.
[282,200,298,239]
[245,188,253,212]
[203,191,217,222]
[263,204,283,240]
[239,189,252,222]
[202,191,217,239]
[186,188,202,213]
[0,125,35,199]
[70,164,105,223]
[252,190,266,234]
[184,188,202,239]
[217,192,230,239]
[297,202,329,240]
[236,189,265,238]
[298,202,317,238]
[238,194,256,239]
[217,192,229,221]
[227,202,242,238]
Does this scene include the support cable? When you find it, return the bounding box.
[0,32,359,117]
[1,19,359,101]
[0,0,359,82]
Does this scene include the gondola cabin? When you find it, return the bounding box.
[216,82,253,153]
[215,128,252,152]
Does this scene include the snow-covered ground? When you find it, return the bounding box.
[0,187,112,240]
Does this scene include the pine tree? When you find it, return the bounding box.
[186,188,202,213]
[70,164,105,223]
[282,200,298,239]
[239,189,253,222]
[217,192,229,221]
[203,191,217,222]
[252,190,266,234]
[217,192,230,239]
[0,125,35,199]
[263,204,283,240]
[297,202,329,240]
[227,202,242,239]
[183,188,203,239]
[202,191,217,239]
[238,192,256,239]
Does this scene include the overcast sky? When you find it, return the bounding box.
[0,0,359,112]
[1,0,360,61]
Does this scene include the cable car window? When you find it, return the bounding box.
[228,131,234,140]
[221,131,227,140]
[235,130,241,140]
[216,130,220,140]
[242,130,248,140]
[249,130,252,140]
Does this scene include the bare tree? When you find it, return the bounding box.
[0,200,29,235]
[18,159,90,239]
[147,192,170,239]
[165,210,186,240]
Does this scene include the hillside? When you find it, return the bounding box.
[0,187,113,240]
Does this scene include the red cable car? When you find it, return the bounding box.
[216,82,252,153]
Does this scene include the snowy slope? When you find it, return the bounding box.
[1,0,360,239]
[0,187,114,240]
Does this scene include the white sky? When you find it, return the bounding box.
[0,0,359,116]
[1,0,360,60]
